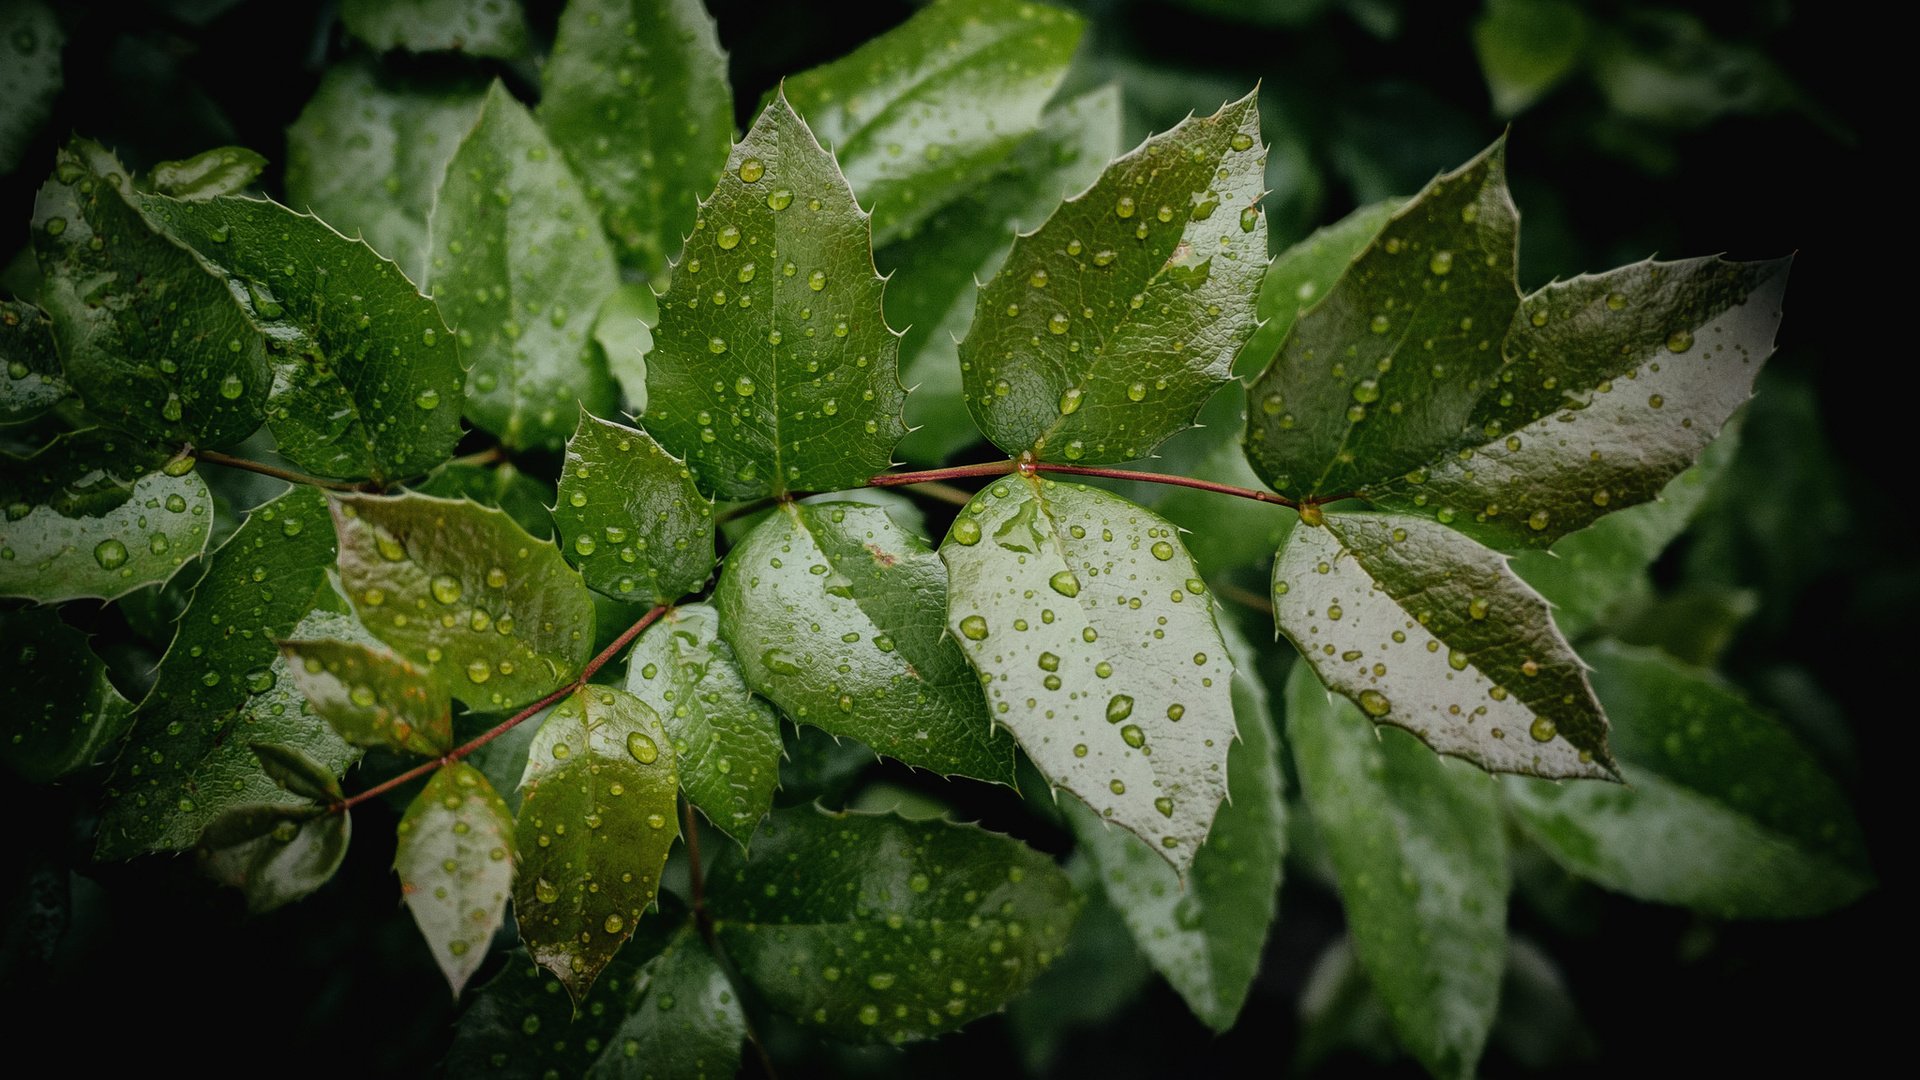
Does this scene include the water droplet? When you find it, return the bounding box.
[808,270,827,292]
[466,659,491,684]
[1115,196,1135,219]
[93,539,128,570]
[766,188,793,211]
[1230,132,1254,151]
[1606,292,1628,311]
[1150,541,1174,561]
[1428,250,1453,275]
[1529,716,1557,742]
[1358,689,1392,717]
[717,225,741,249]
[1239,207,1259,232]
[737,158,765,183]
[1155,797,1174,818]
[959,615,988,641]
[1666,328,1693,353]
[603,914,625,935]
[415,388,441,410]
[1120,724,1145,748]
[1527,509,1550,531]
[868,972,896,990]
[951,518,981,546]
[1467,598,1490,620]
[1048,313,1069,335]
[1048,570,1080,597]
[735,375,756,396]
[1106,695,1133,723]
[429,573,463,605]
[534,878,559,904]
[708,336,728,354]
[574,535,597,556]
[626,731,659,764]
[1058,387,1082,415]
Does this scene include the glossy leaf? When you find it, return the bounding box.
[782,0,1085,245]
[588,927,746,1079]
[644,93,906,499]
[623,603,781,843]
[513,686,680,1002]
[281,638,452,756]
[340,0,529,58]
[97,488,354,858]
[0,0,61,173]
[1364,257,1789,549]
[141,194,468,482]
[1245,142,1518,500]
[1274,511,1615,779]
[0,430,213,603]
[1005,857,1155,1074]
[555,410,714,605]
[149,146,266,200]
[960,91,1267,464]
[0,608,134,783]
[32,139,268,447]
[333,492,596,712]
[285,59,486,282]
[251,740,344,801]
[413,458,554,540]
[596,283,657,412]
[1505,644,1872,918]
[397,761,517,995]
[708,806,1078,1044]
[1472,0,1589,116]
[0,298,69,423]
[540,0,734,276]
[1286,664,1510,1080]
[1239,198,1402,376]
[715,501,1013,783]
[198,806,352,914]
[428,82,619,452]
[941,477,1235,868]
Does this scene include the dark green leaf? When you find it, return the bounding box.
[0,298,69,423]
[33,139,268,447]
[250,741,344,801]
[1273,511,1615,779]
[332,492,596,713]
[1472,0,1589,116]
[341,0,529,58]
[0,608,134,783]
[782,0,1085,245]
[148,146,267,200]
[540,0,734,277]
[397,761,517,995]
[0,430,213,602]
[513,686,680,1002]
[1240,198,1402,376]
[1589,11,1803,130]
[1286,664,1509,1080]
[282,637,452,756]
[555,410,714,605]
[1245,142,1518,500]
[140,194,468,482]
[709,806,1079,1044]
[197,807,350,913]
[1293,938,1400,1073]
[1505,643,1872,918]
[941,477,1235,868]
[413,458,555,540]
[623,603,780,843]
[0,0,61,174]
[715,500,1014,784]
[644,93,906,499]
[1005,857,1154,1074]
[428,82,619,452]
[960,91,1267,464]
[596,282,657,412]
[775,720,874,806]
[587,927,746,1079]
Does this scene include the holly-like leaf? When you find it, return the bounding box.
[1273,511,1615,779]
[1005,857,1155,1075]
[140,194,468,483]
[708,806,1079,1044]
[959,91,1267,465]
[97,487,353,858]
[0,430,213,603]
[32,139,268,447]
[428,82,619,452]
[555,410,714,605]
[714,501,1014,784]
[1472,0,1590,117]
[940,477,1235,868]
[782,0,1085,246]
[251,740,344,801]
[197,806,351,914]
[413,458,554,540]
[340,0,529,58]
[0,0,61,174]
[1,298,69,423]
[1364,257,1789,549]
[332,492,596,713]
[281,638,451,756]
[1286,664,1510,1080]
[1239,198,1403,376]
[396,761,517,995]
[644,94,906,499]
[1505,643,1872,918]
[1066,618,1284,1031]
[1245,142,1519,500]
[587,927,746,1079]
[285,59,486,282]
[596,283,656,412]
[539,0,734,277]
[513,686,680,1002]
[0,608,134,783]
[148,147,267,201]
[623,603,780,843]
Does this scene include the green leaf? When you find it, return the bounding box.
[1244,142,1518,500]
[413,458,555,540]
[1286,664,1509,1080]
[513,686,680,1002]
[782,0,1086,246]
[0,608,134,783]
[587,927,746,1079]
[332,492,596,713]
[33,139,269,447]
[396,761,517,995]
[539,0,734,277]
[0,0,61,174]
[708,806,1079,1044]
[285,58,486,283]
[0,298,68,424]
[1240,199,1402,377]
[1066,618,1284,1031]
[644,93,906,499]
[139,194,468,482]
[428,82,619,452]
[341,0,529,58]
[878,86,1124,465]
[97,488,355,858]
[960,91,1267,465]
[1274,511,1616,779]
[1365,257,1789,549]
[596,283,657,412]
[555,410,714,605]
[1472,0,1590,117]
[250,741,344,801]
[714,501,1014,784]
[1005,857,1155,1074]
[281,638,452,756]
[940,477,1235,868]
[1504,643,1872,918]
[623,603,780,843]
[148,146,267,201]
[1121,386,1296,573]
[0,430,213,602]
[197,806,351,913]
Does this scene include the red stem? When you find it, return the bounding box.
[1029,461,1301,509]
[866,460,1018,487]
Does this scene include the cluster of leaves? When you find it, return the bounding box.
[0,0,1871,1076]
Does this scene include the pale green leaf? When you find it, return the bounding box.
[397,761,517,995]
[0,0,61,174]
[555,410,714,605]
[0,299,68,423]
[0,608,134,783]
[1472,0,1590,116]
[197,805,351,914]
[587,927,746,1079]
[149,146,267,200]
[596,282,657,412]
[341,0,529,58]
[1240,198,1402,376]
[281,638,452,756]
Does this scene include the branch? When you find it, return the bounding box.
[193,448,380,493]
[1029,461,1300,509]
[866,457,1306,510]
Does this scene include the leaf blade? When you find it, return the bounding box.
[397,761,517,995]
[282,638,452,756]
[555,410,715,605]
